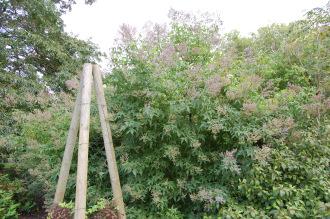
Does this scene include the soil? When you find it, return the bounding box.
[19,212,47,219]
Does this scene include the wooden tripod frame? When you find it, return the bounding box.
[53,64,126,219]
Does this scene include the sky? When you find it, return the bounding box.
[62,0,328,55]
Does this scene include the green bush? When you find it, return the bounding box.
[0,190,19,219]
[8,93,112,208]
[105,8,330,217]
[0,174,20,218]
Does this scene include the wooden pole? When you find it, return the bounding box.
[74,63,93,219]
[54,73,83,204]
[92,64,126,219]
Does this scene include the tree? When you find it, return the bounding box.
[0,0,100,135]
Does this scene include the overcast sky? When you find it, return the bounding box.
[62,0,328,54]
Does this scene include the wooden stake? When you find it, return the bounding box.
[53,63,126,218]
[54,73,83,204]
[92,64,126,219]
[74,63,93,219]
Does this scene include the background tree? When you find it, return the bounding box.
[0,0,100,135]
[0,0,100,216]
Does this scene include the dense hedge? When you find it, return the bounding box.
[2,6,330,219]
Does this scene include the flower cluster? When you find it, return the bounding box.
[144,23,167,45]
[244,46,255,64]
[4,94,17,106]
[222,149,241,174]
[119,24,136,45]
[242,101,257,115]
[246,131,262,143]
[261,80,276,97]
[176,43,188,57]
[206,75,230,96]
[191,140,201,149]
[158,44,177,66]
[186,86,200,99]
[209,120,223,135]
[122,185,143,201]
[226,74,263,100]
[151,190,161,205]
[264,117,295,137]
[303,94,329,116]
[190,188,226,210]
[287,83,302,94]
[216,105,228,115]
[164,145,180,161]
[254,145,272,166]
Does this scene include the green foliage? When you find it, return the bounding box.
[48,199,115,217]
[104,7,330,217]
[2,4,330,218]
[87,198,107,215]
[58,201,74,210]
[7,94,113,208]
[0,190,19,219]
[0,0,100,214]
[0,0,101,137]
[0,174,20,218]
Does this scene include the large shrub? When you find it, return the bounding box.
[105,8,330,217]
[5,6,330,218]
